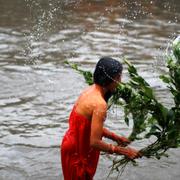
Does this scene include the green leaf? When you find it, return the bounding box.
[125,117,129,126]
[159,75,171,84]
[143,86,154,99]
[124,59,138,75]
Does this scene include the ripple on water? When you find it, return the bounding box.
[0,0,180,179]
[0,144,61,180]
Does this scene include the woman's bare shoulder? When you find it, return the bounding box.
[75,86,107,116]
[81,86,106,105]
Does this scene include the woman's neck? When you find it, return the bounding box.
[93,84,107,98]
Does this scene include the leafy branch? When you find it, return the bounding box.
[64,36,180,176]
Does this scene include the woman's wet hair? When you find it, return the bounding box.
[93,57,123,87]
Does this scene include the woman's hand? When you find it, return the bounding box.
[114,146,142,159]
[110,132,130,146]
[103,129,131,146]
[124,147,142,159]
[116,136,131,146]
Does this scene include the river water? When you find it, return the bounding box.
[0,0,180,180]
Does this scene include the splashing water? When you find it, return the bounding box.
[23,0,62,65]
[0,1,180,180]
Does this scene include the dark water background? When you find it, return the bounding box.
[0,0,180,179]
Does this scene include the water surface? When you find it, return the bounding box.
[0,0,180,179]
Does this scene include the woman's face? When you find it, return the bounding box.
[107,73,122,92]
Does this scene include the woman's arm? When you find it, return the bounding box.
[103,128,130,146]
[90,102,140,159]
[90,102,111,152]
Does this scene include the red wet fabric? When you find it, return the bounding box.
[61,106,100,180]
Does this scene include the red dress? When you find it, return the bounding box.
[61,106,100,180]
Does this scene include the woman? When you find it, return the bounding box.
[61,57,141,180]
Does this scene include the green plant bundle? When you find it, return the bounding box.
[65,36,180,175]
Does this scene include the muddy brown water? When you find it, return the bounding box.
[0,0,180,179]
